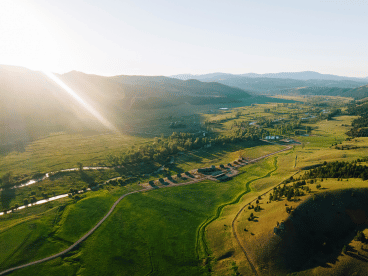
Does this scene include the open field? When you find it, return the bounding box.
[0,141,288,275]
[236,179,368,275]
[206,114,368,275]
[206,154,294,275]
[0,184,142,273]
[1,96,367,276]
[0,139,284,213]
[3,178,255,276]
[0,132,149,180]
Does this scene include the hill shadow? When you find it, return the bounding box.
[264,188,368,273]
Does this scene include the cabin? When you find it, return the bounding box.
[265,136,280,140]
[197,167,217,174]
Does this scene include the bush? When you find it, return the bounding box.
[354,231,366,242]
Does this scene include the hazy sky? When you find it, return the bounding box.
[1,0,368,77]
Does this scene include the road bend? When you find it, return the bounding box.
[0,145,292,275]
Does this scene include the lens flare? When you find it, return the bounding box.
[43,71,119,133]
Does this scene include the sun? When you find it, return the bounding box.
[0,1,63,72]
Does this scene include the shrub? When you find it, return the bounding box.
[354,231,366,242]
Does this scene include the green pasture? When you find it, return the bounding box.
[7,159,278,276]
[0,132,149,180]
[1,98,364,275]
[0,185,141,272]
[297,116,355,148]
[0,169,123,212]
[0,154,282,276]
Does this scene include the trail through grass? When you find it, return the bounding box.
[196,157,279,260]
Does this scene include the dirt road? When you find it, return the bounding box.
[0,145,292,275]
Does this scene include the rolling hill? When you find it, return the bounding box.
[0,65,252,144]
[171,71,368,82]
[170,72,368,98]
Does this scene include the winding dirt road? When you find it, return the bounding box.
[231,146,298,276]
[0,145,292,275]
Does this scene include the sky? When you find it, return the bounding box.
[1,0,368,77]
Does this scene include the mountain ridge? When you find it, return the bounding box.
[170,71,368,82]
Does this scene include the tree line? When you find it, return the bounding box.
[302,160,368,181]
[347,101,368,137]
[106,130,261,166]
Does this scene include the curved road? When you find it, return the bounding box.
[231,146,298,276]
[0,145,293,275]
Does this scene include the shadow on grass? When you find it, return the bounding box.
[0,141,28,157]
[148,182,158,189]
[80,172,96,186]
[0,188,15,210]
[217,250,235,261]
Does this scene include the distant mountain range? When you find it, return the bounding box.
[171,71,368,82]
[170,71,368,99]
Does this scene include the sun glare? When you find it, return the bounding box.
[43,71,119,133]
[0,1,65,72]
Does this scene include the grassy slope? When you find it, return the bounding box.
[206,154,293,275]
[0,185,141,272]
[3,101,356,275]
[0,143,285,276]
[207,115,368,275]
[0,139,283,211]
[0,132,149,179]
[8,180,249,276]
[236,179,368,275]
[0,170,121,211]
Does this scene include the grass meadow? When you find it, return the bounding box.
[0,185,142,273]
[0,144,284,275]
[0,132,149,180]
[206,115,368,275]
[5,179,250,276]
[1,97,366,276]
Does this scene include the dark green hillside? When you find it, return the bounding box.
[343,85,368,100]
[347,100,368,137]
[111,74,251,109]
[171,73,367,94]
[0,66,252,144]
[0,66,105,144]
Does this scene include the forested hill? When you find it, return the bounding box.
[347,100,368,137]
[172,71,368,82]
[0,65,251,144]
[170,72,368,98]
